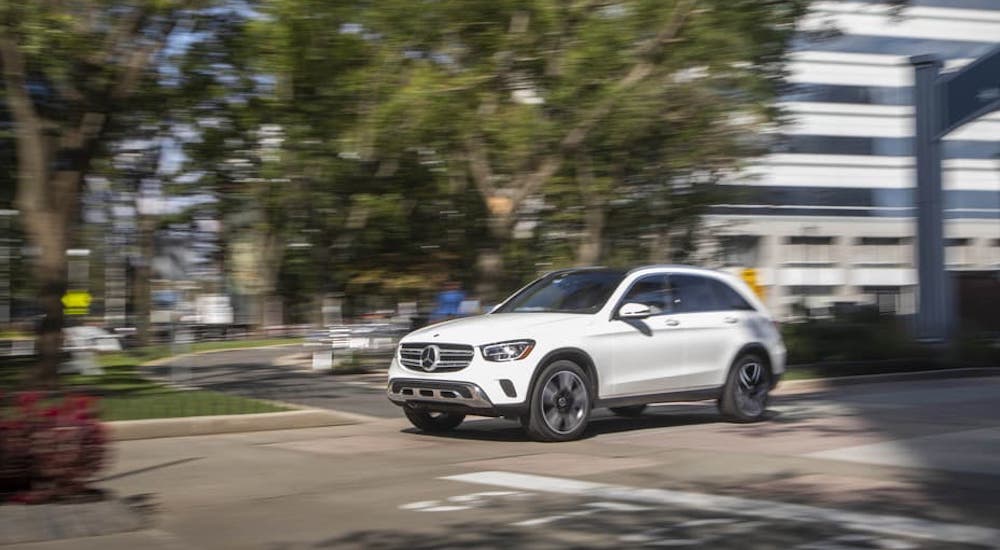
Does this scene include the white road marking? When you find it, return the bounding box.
[513,515,572,527]
[447,491,521,503]
[586,501,651,512]
[399,500,439,510]
[510,501,650,528]
[443,471,1000,548]
[399,490,533,513]
[797,534,917,550]
[676,518,736,528]
[420,505,470,512]
[399,501,472,512]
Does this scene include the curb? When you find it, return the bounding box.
[774,366,1000,395]
[107,408,375,441]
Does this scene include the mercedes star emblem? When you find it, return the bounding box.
[420,345,440,371]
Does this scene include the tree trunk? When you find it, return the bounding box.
[648,230,672,264]
[474,213,514,302]
[33,243,68,387]
[575,154,605,266]
[133,215,155,347]
[17,170,76,387]
[475,245,505,303]
[576,205,605,266]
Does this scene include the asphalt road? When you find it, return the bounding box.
[146,345,401,418]
[20,357,1000,550]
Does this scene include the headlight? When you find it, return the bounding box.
[480,340,535,362]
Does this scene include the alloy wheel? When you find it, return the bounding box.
[735,361,768,417]
[540,370,588,434]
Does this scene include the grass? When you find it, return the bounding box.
[1,338,299,420]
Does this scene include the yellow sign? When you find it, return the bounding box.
[740,268,765,300]
[62,290,92,316]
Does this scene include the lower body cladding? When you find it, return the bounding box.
[387,378,527,418]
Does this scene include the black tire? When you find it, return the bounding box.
[524,360,592,442]
[719,354,771,423]
[403,406,465,432]
[609,404,648,417]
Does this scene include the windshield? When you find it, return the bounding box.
[493,270,626,314]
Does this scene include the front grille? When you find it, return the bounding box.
[399,343,475,372]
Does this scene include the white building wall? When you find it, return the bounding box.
[708,2,1000,319]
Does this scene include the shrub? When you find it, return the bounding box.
[782,316,924,365]
[0,392,108,504]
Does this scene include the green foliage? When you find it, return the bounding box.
[3,0,818,323]
[782,315,924,365]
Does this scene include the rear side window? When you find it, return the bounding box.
[669,274,722,313]
[708,279,756,311]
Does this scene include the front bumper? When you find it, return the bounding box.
[386,354,534,416]
[388,378,493,408]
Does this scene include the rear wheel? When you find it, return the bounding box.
[403,406,465,432]
[719,354,771,422]
[609,404,647,417]
[524,360,592,442]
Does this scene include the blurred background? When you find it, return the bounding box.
[0,0,997,385]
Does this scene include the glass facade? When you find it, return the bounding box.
[791,35,998,60]
[774,135,1000,159]
[712,186,999,218]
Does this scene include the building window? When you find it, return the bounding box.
[784,236,835,267]
[989,239,1000,267]
[945,238,974,268]
[718,236,760,267]
[853,237,911,267]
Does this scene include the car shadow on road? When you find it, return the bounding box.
[401,403,730,442]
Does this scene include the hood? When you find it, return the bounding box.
[403,313,591,345]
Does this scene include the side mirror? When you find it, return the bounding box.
[618,302,652,320]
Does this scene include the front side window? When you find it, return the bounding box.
[494,270,626,314]
[620,274,674,315]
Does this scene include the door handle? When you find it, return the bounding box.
[724,316,739,324]
[665,319,680,327]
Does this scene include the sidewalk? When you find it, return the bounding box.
[0,498,149,547]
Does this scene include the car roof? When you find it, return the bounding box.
[625,264,721,276]
[545,264,726,278]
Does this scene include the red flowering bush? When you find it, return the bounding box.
[0,391,108,504]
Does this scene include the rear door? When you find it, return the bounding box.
[666,274,750,388]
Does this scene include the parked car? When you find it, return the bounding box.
[387,265,785,441]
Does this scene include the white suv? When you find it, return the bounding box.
[387,265,785,441]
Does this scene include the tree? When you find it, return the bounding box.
[197,0,490,319]
[364,0,810,298]
[0,1,201,384]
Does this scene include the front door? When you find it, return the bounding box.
[587,274,688,397]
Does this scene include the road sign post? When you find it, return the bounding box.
[910,55,949,342]
[910,45,1000,342]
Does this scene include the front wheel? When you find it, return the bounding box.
[524,360,592,442]
[719,354,771,422]
[403,407,465,432]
